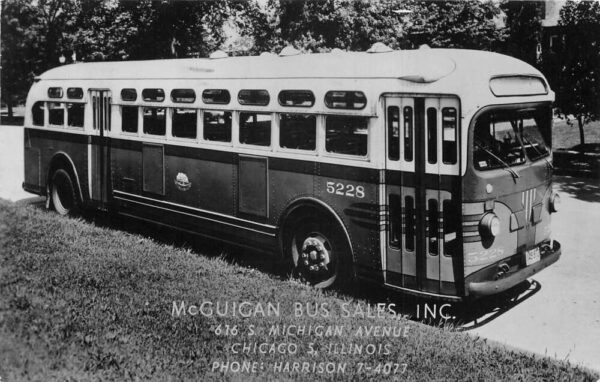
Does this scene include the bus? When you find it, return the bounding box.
[22,44,561,300]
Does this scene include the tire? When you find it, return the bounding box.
[285,215,353,290]
[50,169,79,216]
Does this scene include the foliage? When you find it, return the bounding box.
[544,0,600,146]
[0,0,234,116]
[1,0,79,115]
[500,0,544,66]
[241,0,505,55]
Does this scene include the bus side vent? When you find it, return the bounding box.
[279,46,301,57]
[367,42,393,53]
[209,50,228,59]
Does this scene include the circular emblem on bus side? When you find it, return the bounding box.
[175,172,191,191]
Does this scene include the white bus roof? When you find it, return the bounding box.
[37,48,542,84]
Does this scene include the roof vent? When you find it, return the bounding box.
[209,50,228,59]
[279,46,301,57]
[367,42,393,53]
[419,44,431,50]
[259,52,276,57]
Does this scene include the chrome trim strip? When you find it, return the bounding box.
[383,283,462,301]
[113,190,277,235]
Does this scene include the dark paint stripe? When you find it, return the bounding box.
[26,128,88,144]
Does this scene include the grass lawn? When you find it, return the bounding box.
[553,118,600,149]
[0,200,597,381]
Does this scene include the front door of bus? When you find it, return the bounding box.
[384,96,462,296]
[90,90,112,207]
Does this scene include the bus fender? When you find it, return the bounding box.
[277,197,354,263]
[47,152,85,205]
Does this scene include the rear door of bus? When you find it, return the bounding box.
[90,89,112,208]
[384,96,462,296]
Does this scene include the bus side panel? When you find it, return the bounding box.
[24,128,89,201]
[163,145,236,215]
[111,139,143,195]
[268,157,315,226]
[314,163,381,281]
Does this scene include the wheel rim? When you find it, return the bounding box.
[52,174,73,215]
[291,231,338,288]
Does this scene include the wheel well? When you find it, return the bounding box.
[47,153,84,204]
[278,199,353,261]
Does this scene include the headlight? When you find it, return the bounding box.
[550,192,561,213]
[480,213,501,237]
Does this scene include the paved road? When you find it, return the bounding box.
[1,125,599,372]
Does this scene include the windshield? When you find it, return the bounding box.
[473,107,551,171]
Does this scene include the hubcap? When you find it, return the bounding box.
[299,234,331,278]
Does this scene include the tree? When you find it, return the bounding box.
[500,0,544,66]
[547,0,600,147]
[72,0,233,61]
[241,0,505,55]
[1,0,79,117]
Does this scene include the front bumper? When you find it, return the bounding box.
[467,240,561,297]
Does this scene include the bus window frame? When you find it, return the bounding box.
[47,101,66,128]
[169,107,200,142]
[202,109,234,147]
[65,101,86,130]
[237,111,274,150]
[322,114,371,161]
[119,105,141,137]
[142,106,167,138]
[277,112,318,154]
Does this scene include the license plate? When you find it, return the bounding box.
[525,247,541,266]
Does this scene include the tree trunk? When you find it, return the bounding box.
[577,115,585,148]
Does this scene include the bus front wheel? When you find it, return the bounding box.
[50,169,79,216]
[286,217,352,290]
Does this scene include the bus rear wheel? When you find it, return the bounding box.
[51,169,79,216]
[286,217,352,290]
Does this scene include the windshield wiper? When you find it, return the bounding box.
[475,142,520,181]
[521,134,554,170]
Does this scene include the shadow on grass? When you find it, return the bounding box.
[18,196,542,332]
[554,175,600,203]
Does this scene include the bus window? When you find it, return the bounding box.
[171,89,196,103]
[67,88,83,99]
[202,89,230,104]
[204,110,232,142]
[67,103,84,128]
[387,106,400,160]
[428,199,439,255]
[142,88,165,102]
[324,91,366,109]
[325,116,368,156]
[121,88,137,101]
[238,90,270,106]
[172,108,197,139]
[122,106,138,133]
[442,108,457,164]
[474,112,525,170]
[239,112,271,146]
[32,101,45,126]
[279,114,316,151]
[403,106,413,161]
[48,87,63,98]
[427,107,437,164]
[278,90,315,107]
[143,107,166,135]
[48,103,65,126]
